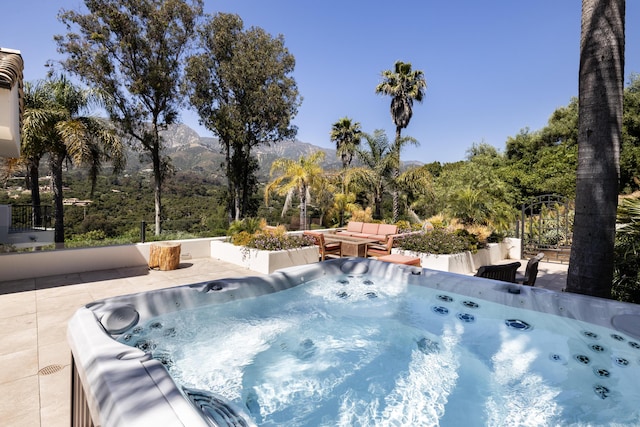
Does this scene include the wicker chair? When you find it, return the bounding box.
[303,231,342,261]
[521,253,545,286]
[475,261,522,283]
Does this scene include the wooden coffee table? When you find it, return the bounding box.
[325,235,379,257]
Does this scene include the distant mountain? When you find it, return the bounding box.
[128,123,421,178]
[154,123,342,178]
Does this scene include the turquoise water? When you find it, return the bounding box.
[118,274,640,426]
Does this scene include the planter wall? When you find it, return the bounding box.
[392,239,521,274]
[210,240,319,274]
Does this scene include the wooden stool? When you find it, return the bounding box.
[148,242,181,271]
[377,254,421,267]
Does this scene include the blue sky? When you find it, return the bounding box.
[3,1,640,164]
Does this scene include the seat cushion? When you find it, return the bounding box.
[370,234,388,242]
[377,224,398,235]
[361,223,380,235]
[346,221,364,232]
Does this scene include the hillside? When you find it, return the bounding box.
[155,124,343,178]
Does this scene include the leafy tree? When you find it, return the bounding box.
[503,75,640,198]
[375,61,426,221]
[503,99,579,201]
[20,75,124,245]
[185,13,300,221]
[330,117,362,169]
[613,197,640,303]
[567,0,624,298]
[265,151,327,230]
[621,73,640,193]
[432,156,517,231]
[55,0,203,235]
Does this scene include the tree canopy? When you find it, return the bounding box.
[22,75,124,244]
[55,0,203,235]
[185,12,300,222]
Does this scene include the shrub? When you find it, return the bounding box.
[228,218,264,236]
[231,231,253,247]
[71,229,107,241]
[395,229,479,254]
[245,232,315,251]
[426,214,447,229]
[463,224,492,246]
[229,223,315,251]
[349,208,373,223]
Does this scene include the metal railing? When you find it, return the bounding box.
[9,204,53,232]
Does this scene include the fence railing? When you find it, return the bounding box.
[9,204,53,232]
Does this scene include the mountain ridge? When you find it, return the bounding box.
[153,123,422,178]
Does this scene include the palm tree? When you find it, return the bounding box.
[375,61,426,221]
[329,117,361,226]
[566,0,624,298]
[21,75,125,245]
[330,117,362,169]
[265,151,327,230]
[21,81,53,227]
[395,164,434,220]
[349,130,394,220]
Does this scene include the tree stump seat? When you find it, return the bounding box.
[148,242,181,271]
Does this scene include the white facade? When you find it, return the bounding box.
[0,47,23,158]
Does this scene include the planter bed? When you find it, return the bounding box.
[210,240,319,274]
[392,239,520,274]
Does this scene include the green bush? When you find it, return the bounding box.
[228,218,263,236]
[613,198,640,303]
[244,233,315,251]
[395,229,479,254]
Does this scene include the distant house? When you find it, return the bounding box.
[0,47,24,158]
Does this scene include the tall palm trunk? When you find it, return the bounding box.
[299,185,307,231]
[392,126,402,223]
[374,187,383,220]
[27,157,42,227]
[51,152,65,247]
[566,0,624,298]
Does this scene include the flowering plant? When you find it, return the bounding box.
[229,223,316,251]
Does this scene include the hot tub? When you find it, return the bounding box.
[68,258,640,426]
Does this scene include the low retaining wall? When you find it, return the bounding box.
[0,237,220,282]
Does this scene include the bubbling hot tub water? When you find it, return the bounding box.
[68,259,640,426]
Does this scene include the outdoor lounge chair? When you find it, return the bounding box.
[520,253,545,286]
[303,231,342,261]
[475,261,522,283]
[365,234,400,258]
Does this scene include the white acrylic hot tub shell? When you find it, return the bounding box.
[68,308,211,427]
[68,258,640,426]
